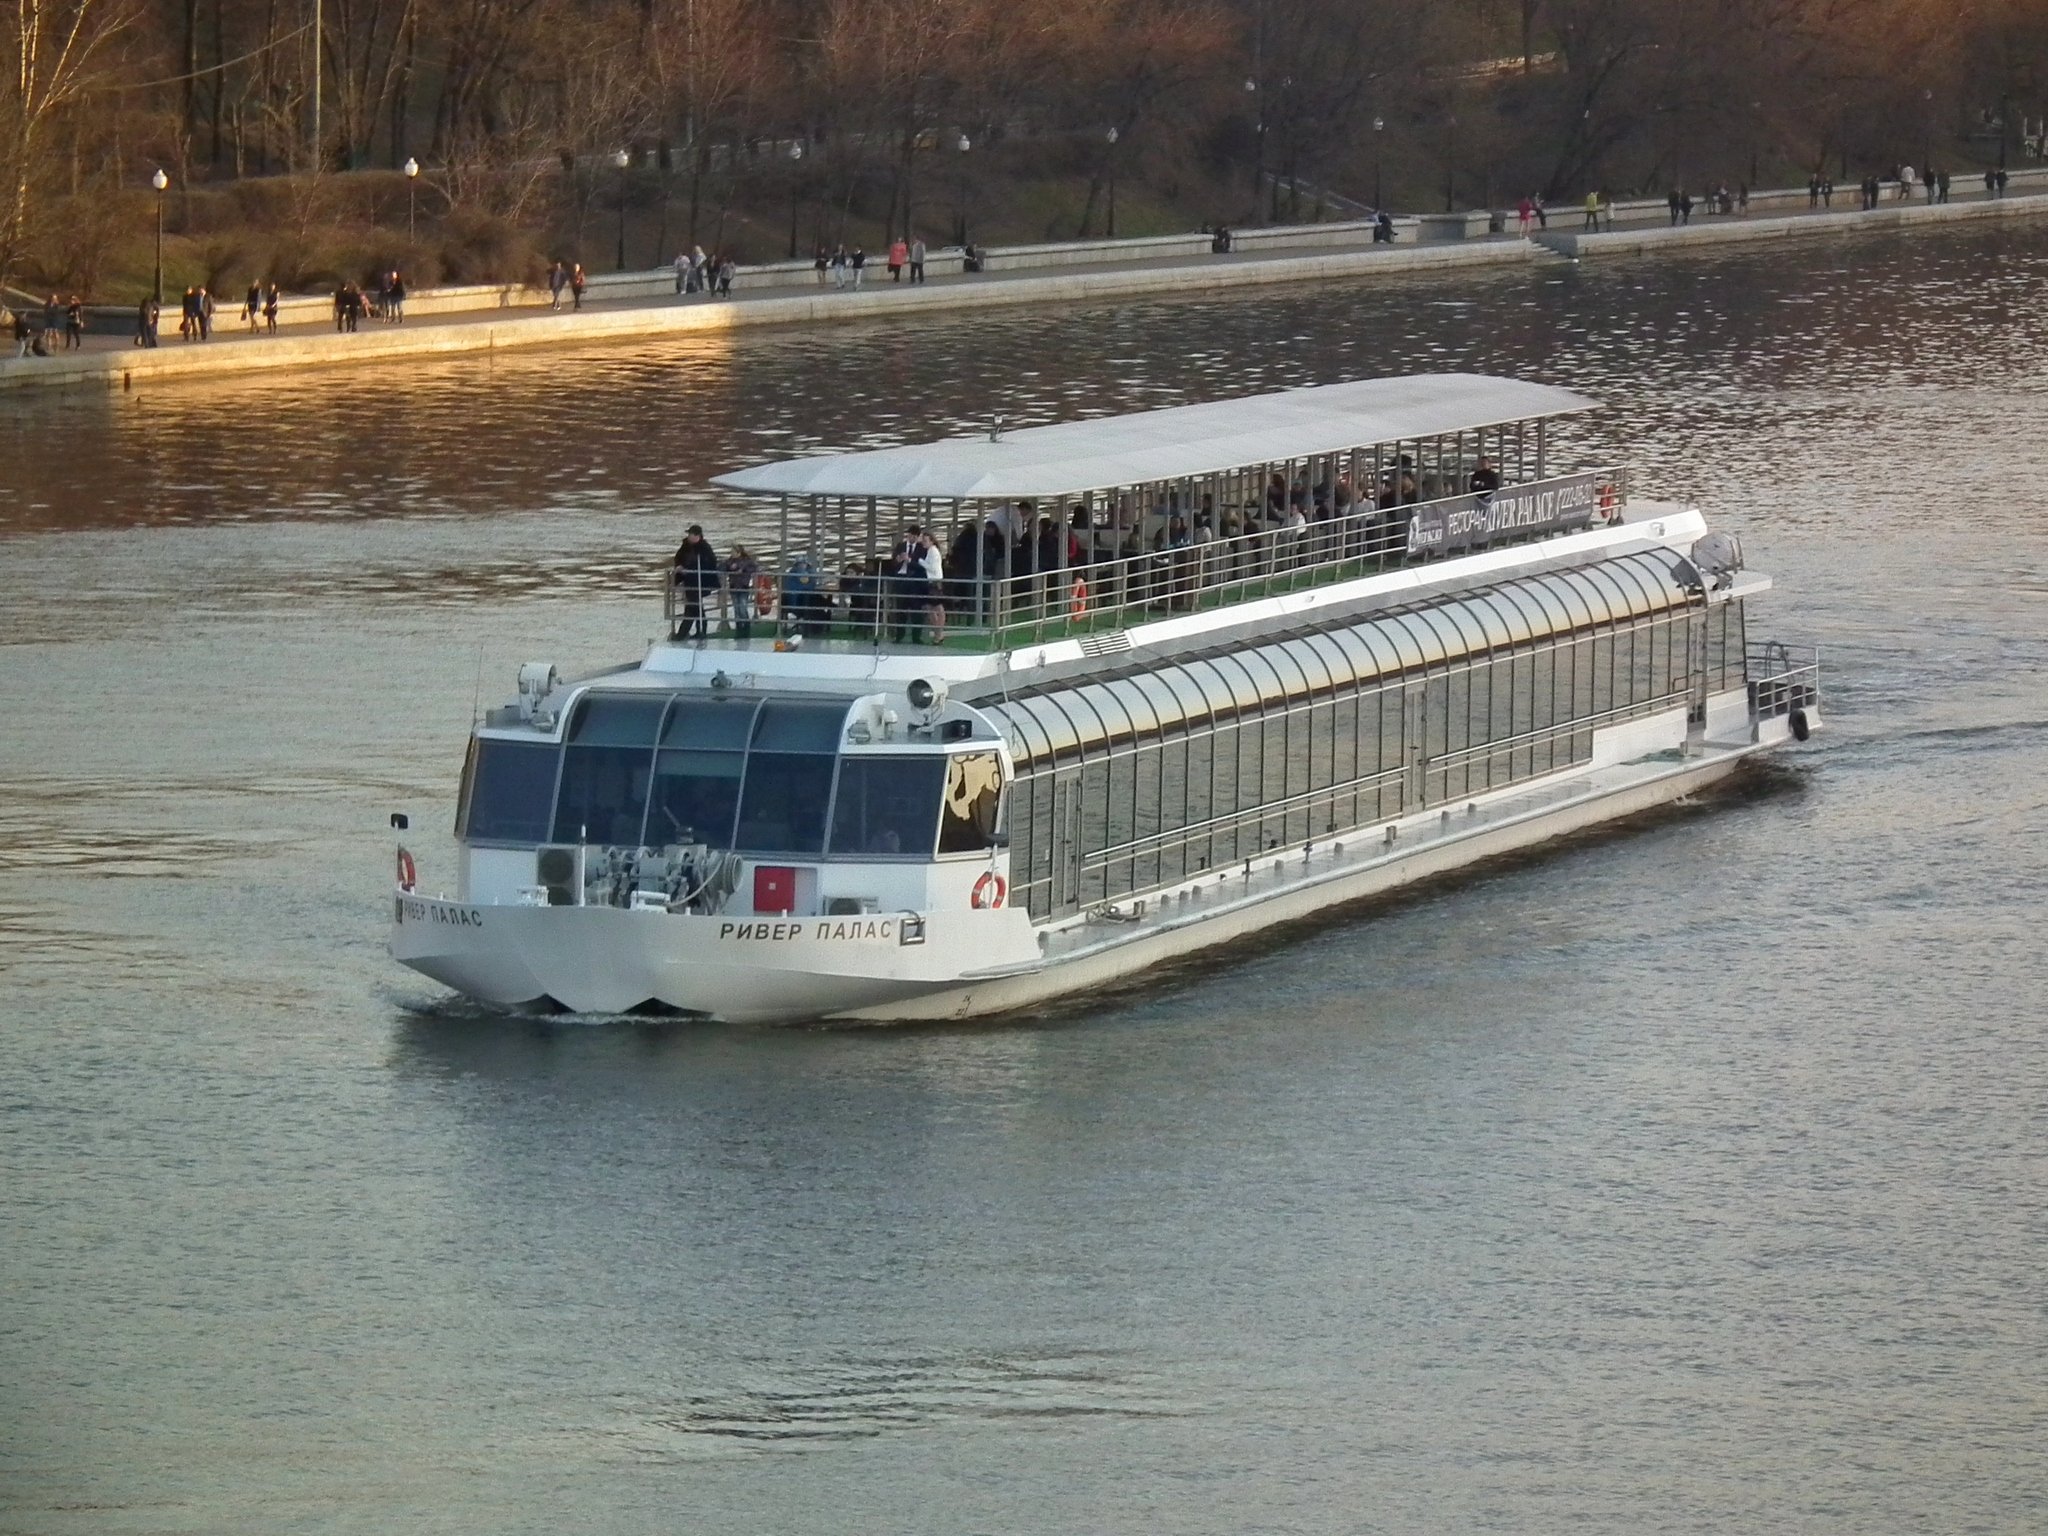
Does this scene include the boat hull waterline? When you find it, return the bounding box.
[392,728,1796,1024]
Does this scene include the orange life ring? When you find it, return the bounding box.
[396,846,417,893]
[971,871,1007,909]
[1597,483,1617,520]
[754,572,776,616]
[1070,577,1089,617]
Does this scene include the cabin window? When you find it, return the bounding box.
[646,750,743,847]
[550,694,664,845]
[830,755,947,857]
[733,701,842,854]
[646,699,756,847]
[463,739,560,843]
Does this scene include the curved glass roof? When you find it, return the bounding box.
[986,550,1694,766]
[710,374,1596,501]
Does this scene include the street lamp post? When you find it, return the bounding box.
[150,168,169,303]
[612,148,631,271]
[1246,77,1263,223]
[403,156,419,242]
[1921,89,1933,187]
[787,142,804,260]
[1372,117,1384,212]
[1106,126,1120,239]
[954,133,971,248]
[1444,114,1457,213]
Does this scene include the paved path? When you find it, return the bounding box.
[4,183,2043,392]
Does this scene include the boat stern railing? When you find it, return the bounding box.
[1746,641,1821,720]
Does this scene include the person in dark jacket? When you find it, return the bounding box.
[671,525,720,639]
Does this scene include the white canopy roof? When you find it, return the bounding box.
[711,373,1597,501]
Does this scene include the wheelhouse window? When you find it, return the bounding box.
[830,755,946,857]
[462,739,560,843]
[938,751,1004,853]
[734,701,843,855]
[646,699,756,848]
[550,693,664,845]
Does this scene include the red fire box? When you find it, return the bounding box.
[753,865,796,914]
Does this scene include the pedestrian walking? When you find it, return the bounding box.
[717,255,736,296]
[1516,195,1533,235]
[830,245,847,289]
[263,283,279,333]
[687,244,707,293]
[389,270,407,323]
[814,244,829,286]
[672,249,688,294]
[1937,171,1950,202]
[1821,177,1834,207]
[43,295,61,339]
[547,260,566,309]
[1533,194,1547,229]
[181,287,200,340]
[1584,189,1601,230]
[1995,167,2009,197]
[244,281,261,330]
[671,525,720,640]
[63,295,84,350]
[1808,173,1820,208]
[135,295,159,347]
[851,245,866,288]
[569,262,586,310]
[910,235,926,283]
[12,307,34,357]
[198,287,214,339]
[888,236,908,281]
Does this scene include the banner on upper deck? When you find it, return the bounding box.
[1405,471,1602,558]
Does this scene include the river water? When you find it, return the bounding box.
[3,228,2045,1534]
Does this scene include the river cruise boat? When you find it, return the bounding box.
[390,374,1820,1022]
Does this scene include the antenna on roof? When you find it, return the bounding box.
[989,414,1006,442]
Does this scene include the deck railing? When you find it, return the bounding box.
[665,467,1627,651]
[1746,642,1821,719]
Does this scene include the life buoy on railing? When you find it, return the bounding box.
[754,572,777,616]
[1070,578,1089,617]
[971,871,1007,909]
[396,846,417,893]
[1597,483,1618,522]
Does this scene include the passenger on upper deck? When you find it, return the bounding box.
[671,525,720,640]
[1468,456,1501,496]
[723,544,761,639]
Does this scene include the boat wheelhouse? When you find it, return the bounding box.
[390,374,1820,1022]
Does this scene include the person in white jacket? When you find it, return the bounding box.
[918,528,947,643]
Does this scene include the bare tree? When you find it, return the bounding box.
[1,0,142,286]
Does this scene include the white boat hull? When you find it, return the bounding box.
[391,724,1803,1025]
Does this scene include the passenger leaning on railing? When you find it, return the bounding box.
[671,524,720,640]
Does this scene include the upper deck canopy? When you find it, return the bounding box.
[710,373,1597,502]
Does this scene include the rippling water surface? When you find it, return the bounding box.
[3,228,2045,1534]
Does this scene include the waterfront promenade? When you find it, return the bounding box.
[4,175,2045,395]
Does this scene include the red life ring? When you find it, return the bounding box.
[971,871,1007,909]
[1070,578,1089,617]
[754,572,777,616]
[396,846,417,893]
[1597,483,1618,521]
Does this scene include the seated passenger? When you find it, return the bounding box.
[1468,455,1501,496]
